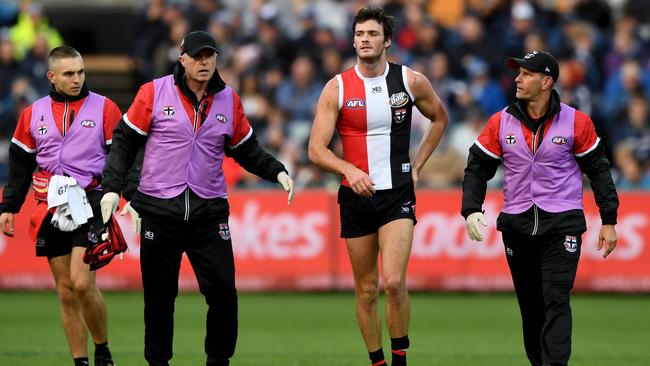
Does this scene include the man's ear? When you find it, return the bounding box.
[543,76,554,90]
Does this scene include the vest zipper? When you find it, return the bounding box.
[183,188,190,221]
[531,122,543,235]
[62,98,69,136]
[532,204,539,235]
[193,103,200,132]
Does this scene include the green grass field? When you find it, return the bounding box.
[0,292,648,365]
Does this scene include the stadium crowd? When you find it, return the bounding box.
[0,0,649,190]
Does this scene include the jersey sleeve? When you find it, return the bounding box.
[124,82,154,136]
[229,91,253,149]
[11,105,36,153]
[474,111,502,159]
[102,98,122,145]
[573,110,600,156]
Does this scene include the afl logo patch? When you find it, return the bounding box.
[345,98,365,110]
[216,114,228,123]
[80,120,96,128]
[552,136,567,145]
[389,92,409,108]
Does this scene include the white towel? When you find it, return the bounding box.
[47,175,94,231]
[47,175,77,209]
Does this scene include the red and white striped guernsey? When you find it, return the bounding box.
[336,62,414,190]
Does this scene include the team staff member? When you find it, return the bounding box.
[0,46,119,366]
[100,31,294,366]
[461,51,619,366]
[309,7,447,366]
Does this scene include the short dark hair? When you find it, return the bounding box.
[352,7,394,41]
[48,46,81,70]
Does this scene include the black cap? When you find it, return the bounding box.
[507,51,559,82]
[180,31,218,57]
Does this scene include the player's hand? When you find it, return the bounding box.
[277,171,294,205]
[466,212,487,241]
[597,224,617,259]
[100,192,120,224]
[0,212,15,237]
[345,167,375,197]
[119,201,141,234]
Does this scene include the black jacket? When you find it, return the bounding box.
[101,63,287,221]
[461,91,619,235]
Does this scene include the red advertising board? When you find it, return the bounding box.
[1,190,649,292]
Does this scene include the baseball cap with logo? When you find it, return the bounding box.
[180,30,218,57]
[507,50,559,82]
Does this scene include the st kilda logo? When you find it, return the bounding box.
[162,105,175,117]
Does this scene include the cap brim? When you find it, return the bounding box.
[507,57,526,70]
[186,46,218,57]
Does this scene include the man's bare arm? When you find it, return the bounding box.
[408,68,449,186]
[308,78,375,197]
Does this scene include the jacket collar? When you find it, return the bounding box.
[172,62,226,106]
[49,83,89,102]
[506,89,561,131]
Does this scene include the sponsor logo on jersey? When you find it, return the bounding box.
[163,105,175,116]
[371,86,382,94]
[552,136,567,145]
[80,120,96,128]
[389,92,409,108]
[144,230,154,240]
[401,163,410,173]
[216,114,228,123]
[506,134,516,145]
[345,98,365,110]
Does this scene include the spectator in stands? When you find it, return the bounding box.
[465,57,507,116]
[612,94,650,191]
[9,2,62,61]
[21,33,50,95]
[602,59,650,120]
[152,17,188,77]
[275,54,323,142]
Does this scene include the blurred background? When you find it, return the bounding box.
[1,0,649,190]
[1,1,649,365]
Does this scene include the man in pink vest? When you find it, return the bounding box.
[461,51,619,366]
[100,31,294,366]
[0,46,119,366]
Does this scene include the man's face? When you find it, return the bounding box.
[180,48,217,83]
[514,67,551,101]
[47,56,85,97]
[353,20,390,60]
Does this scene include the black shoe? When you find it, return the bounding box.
[94,355,115,366]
